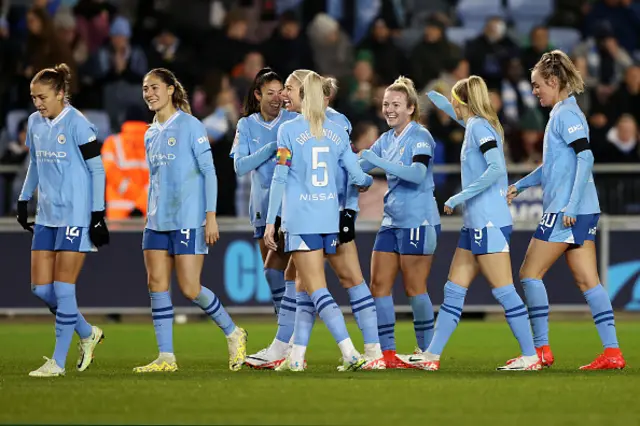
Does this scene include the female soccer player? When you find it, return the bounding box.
[134,68,247,373]
[358,76,439,369]
[245,70,384,370]
[263,71,373,371]
[400,78,540,371]
[507,51,625,370]
[18,64,109,377]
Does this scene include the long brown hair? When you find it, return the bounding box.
[145,68,192,114]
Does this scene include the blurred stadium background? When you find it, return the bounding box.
[1,1,640,425]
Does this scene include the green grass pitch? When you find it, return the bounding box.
[0,319,638,425]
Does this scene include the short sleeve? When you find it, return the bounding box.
[190,119,212,157]
[230,117,250,158]
[410,130,435,158]
[74,118,98,146]
[558,110,588,145]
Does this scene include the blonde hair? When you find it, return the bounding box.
[451,75,504,141]
[290,69,335,97]
[385,76,420,121]
[533,50,585,95]
[301,71,326,139]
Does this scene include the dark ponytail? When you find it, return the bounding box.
[32,63,72,102]
[146,68,192,114]
[242,67,283,117]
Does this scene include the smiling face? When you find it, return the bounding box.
[142,73,173,112]
[382,90,413,130]
[282,75,302,112]
[30,81,64,119]
[531,69,558,107]
[257,79,283,119]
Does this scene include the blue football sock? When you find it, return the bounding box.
[150,291,174,353]
[521,278,549,347]
[264,268,285,313]
[584,284,619,349]
[52,281,79,369]
[32,283,92,339]
[275,280,296,344]
[194,286,236,336]
[374,296,395,351]
[493,284,536,357]
[310,288,349,344]
[293,291,316,347]
[348,281,378,345]
[409,293,435,351]
[427,281,466,356]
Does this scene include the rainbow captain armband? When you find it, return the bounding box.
[276,147,292,167]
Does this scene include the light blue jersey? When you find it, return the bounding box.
[269,115,372,235]
[370,122,440,229]
[542,96,600,214]
[20,106,100,227]
[326,107,356,210]
[230,109,298,227]
[145,110,217,231]
[460,116,511,229]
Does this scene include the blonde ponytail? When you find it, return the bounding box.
[452,75,504,141]
[533,50,585,95]
[301,71,326,139]
[385,76,420,121]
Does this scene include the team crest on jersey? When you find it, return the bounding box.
[399,146,405,156]
[168,137,176,146]
[57,134,66,144]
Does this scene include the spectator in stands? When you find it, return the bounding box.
[337,52,376,123]
[357,17,406,85]
[102,106,149,220]
[307,13,354,81]
[231,51,264,106]
[426,89,465,164]
[584,0,640,53]
[607,65,640,126]
[73,0,115,55]
[54,8,89,72]
[146,25,195,94]
[465,16,519,89]
[509,108,545,165]
[595,114,640,163]
[420,58,469,118]
[91,16,147,129]
[263,11,314,79]
[0,117,28,213]
[0,15,12,121]
[409,17,461,89]
[547,0,589,29]
[206,9,251,74]
[500,57,537,124]
[521,26,552,73]
[572,55,598,115]
[368,84,390,134]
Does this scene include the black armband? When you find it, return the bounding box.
[479,140,498,154]
[80,140,102,160]
[412,154,431,167]
[570,138,590,154]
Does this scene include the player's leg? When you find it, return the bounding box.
[328,240,384,369]
[517,214,570,366]
[292,234,364,371]
[565,240,625,370]
[258,224,287,313]
[398,225,438,354]
[174,230,247,372]
[478,252,540,371]
[133,229,177,373]
[370,227,401,366]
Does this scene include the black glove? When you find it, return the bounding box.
[339,209,356,244]
[16,200,34,233]
[130,208,144,217]
[89,210,110,247]
[273,216,282,243]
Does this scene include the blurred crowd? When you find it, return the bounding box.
[0,0,639,218]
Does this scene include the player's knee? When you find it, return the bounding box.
[403,279,426,297]
[370,279,391,297]
[519,264,542,281]
[284,262,296,281]
[573,275,598,293]
[338,274,362,289]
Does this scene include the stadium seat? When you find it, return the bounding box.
[457,0,505,28]
[82,110,112,142]
[5,110,28,140]
[446,27,479,49]
[394,28,423,55]
[548,27,582,54]
[508,0,554,36]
